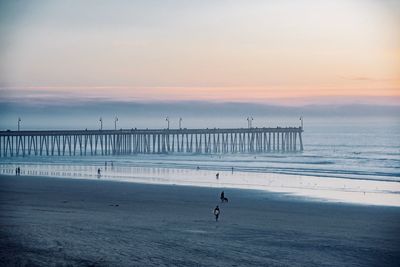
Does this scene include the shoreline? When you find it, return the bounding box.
[0,173,399,209]
[1,156,399,182]
[2,173,395,208]
[1,162,400,207]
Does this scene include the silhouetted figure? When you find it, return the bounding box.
[216,173,219,179]
[196,166,200,170]
[15,168,18,176]
[231,167,234,174]
[220,191,228,203]
[17,167,21,176]
[97,168,101,178]
[213,205,220,222]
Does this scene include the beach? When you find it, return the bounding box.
[1,0,399,266]
[1,175,399,266]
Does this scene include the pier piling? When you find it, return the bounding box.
[0,127,303,157]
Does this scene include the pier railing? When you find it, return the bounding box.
[0,127,303,157]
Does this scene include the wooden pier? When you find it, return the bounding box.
[0,127,303,157]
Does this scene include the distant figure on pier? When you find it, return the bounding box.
[220,191,228,203]
[216,173,219,179]
[213,205,220,222]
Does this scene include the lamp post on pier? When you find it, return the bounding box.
[18,117,21,131]
[99,117,103,130]
[114,116,118,130]
[247,116,253,128]
[165,116,170,129]
[300,116,303,129]
[179,117,183,129]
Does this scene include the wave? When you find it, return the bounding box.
[2,156,399,183]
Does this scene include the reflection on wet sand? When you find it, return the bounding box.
[1,162,399,207]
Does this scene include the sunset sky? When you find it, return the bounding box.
[0,0,399,105]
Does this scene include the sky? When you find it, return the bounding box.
[0,0,399,105]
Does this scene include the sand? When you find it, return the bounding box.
[0,175,399,266]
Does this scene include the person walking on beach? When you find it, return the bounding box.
[213,205,220,222]
[216,173,219,179]
[17,167,21,176]
[15,167,18,176]
[97,168,101,178]
[220,191,228,203]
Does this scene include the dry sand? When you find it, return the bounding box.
[1,175,399,266]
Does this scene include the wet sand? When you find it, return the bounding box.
[1,175,399,266]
